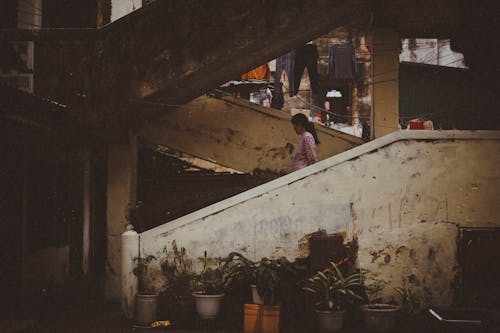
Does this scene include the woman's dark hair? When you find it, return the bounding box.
[291,113,320,144]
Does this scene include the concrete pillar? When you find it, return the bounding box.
[82,151,91,275]
[121,225,139,319]
[105,143,137,300]
[372,29,400,138]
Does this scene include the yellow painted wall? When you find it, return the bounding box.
[373,29,400,138]
[139,94,364,174]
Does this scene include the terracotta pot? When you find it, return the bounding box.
[192,291,224,320]
[135,292,159,325]
[315,309,346,332]
[244,303,280,333]
[361,304,400,332]
[250,285,264,305]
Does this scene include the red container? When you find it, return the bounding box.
[409,118,425,129]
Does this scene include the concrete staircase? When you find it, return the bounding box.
[139,91,364,174]
[132,131,500,310]
[28,0,373,127]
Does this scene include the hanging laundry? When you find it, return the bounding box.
[293,44,319,96]
[328,44,357,79]
[241,63,271,81]
[272,52,295,109]
[274,52,295,95]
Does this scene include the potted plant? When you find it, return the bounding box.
[359,283,404,333]
[219,252,260,304]
[160,241,196,326]
[394,284,417,316]
[302,262,363,332]
[243,256,299,333]
[133,255,159,326]
[192,251,228,320]
[361,303,400,333]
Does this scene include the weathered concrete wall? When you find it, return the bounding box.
[373,29,399,138]
[139,93,364,174]
[139,131,500,307]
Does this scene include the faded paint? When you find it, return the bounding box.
[139,93,364,174]
[373,29,399,138]
[138,131,500,308]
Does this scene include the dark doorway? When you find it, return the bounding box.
[459,228,500,307]
[323,85,352,124]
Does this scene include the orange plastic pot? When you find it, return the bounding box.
[244,303,280,333]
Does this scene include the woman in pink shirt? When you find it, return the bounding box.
[291,113,320,172]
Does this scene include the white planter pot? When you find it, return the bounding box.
[315,309,346,332]
[135,292,159,325]
[250,285,264,305]
[192,291,225,320]
[361,304,400,332]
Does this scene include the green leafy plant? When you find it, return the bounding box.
[133,255,157,292]
[161,241,195,298]
[394,284,417,315]
[254,256,300,305]
[303,262,363,311]
[219,252,257,292]
[216,253,307,306]
[194,251,230,294]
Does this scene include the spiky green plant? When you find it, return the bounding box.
[394,285,417,314]
[303,262,363,311]
[193,251,258,295]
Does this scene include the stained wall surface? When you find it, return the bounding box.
[140,94,364,174]
[140,131,500,307]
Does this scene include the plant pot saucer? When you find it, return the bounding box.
[361,304,400,333]
[361,303,401,312]
[132,324,153,329]
[192,291,225,298]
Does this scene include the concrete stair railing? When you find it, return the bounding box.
[121,130,500,316]
[139,91,365,174]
